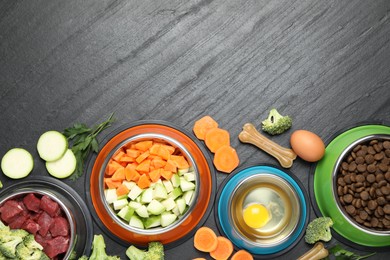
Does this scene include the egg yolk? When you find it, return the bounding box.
[243,203,270,229]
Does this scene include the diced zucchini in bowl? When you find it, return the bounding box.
[129,215,144,229]
[113,198,128,210]
[147,200,166,215]
[128,185,143,200]
[117,206,134,222]
[144,215,161,229]
[135,205,149,218]
[161,212,177,227]
[105,189,118,204]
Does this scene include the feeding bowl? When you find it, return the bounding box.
[86,121,215,247]
[311,124,390,250]
[215,165,309,258]
[0,177,93,259]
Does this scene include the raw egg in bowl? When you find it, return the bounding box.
[215,165,309,258]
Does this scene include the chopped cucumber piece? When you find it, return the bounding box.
[105,189,117,204]
[113,198,128,210]
[37,131,68,162]
[129,201,142,210]
[117,194,128,200]
[135,205,149,218]
[117,206,134,222]
[128,185,143,200]
[176,198,186,215]
[122,181,136,190]
[161,212,177,227]
[171,205,180,216]
[147,200,166,215]
[179,178,195,192]
[161,198,176,211]
[144,215,161,229]
[183,172,196,182]
[169,187,183,200]
[129,215,144,229]
[153,183,168,200]
[1,148,33,179]
[141,187,153,204]
[171,174,180,187]
[46,149,76,178]
[183,190,194,205]
[178,168,189,175]
[162,180,174,193]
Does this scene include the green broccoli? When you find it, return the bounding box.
[23,234,43,250]
[0,235,23,258]
[82,234,120,260]
[126,241,164,260]
[16,242,49,260]
[11,228,29,239]
[261,108,292,135]
[305,217,334,244]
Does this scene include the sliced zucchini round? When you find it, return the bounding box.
[46,149,76,179]
[1,148,34,179]
[37,131,68,162]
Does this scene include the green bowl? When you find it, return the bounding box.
[313,124,390,247]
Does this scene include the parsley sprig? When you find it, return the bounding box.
[328,245,376,260]
[63,113,115,180]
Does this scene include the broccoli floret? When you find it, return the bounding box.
[0,235,23,258]
[23,234,43,251]
[11,228,29,239]
[262,108,292,135]
[87,234,120,260]
[16,242,50,260]
[126,242,164,260]
[305,217,334,244]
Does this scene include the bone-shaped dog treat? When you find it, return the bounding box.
[238,123,297,168]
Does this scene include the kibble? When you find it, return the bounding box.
[337,138,390,231]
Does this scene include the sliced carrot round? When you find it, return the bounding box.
[210,236,234,260]
[193,116,219,140]
[205,128,230,153]
[213,145,239,173]
[194,227,218,252]
[231,250,253,260]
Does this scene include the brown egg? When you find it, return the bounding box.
[290,130,325,162]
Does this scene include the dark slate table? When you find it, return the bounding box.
[1,0,389,259]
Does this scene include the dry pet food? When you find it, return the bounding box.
[337,139,390,231]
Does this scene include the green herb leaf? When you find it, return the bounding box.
[63,113,115,180]
[329,245,376,260]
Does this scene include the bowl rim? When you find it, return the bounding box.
[310,123,390,250]
[85,120,216,248]
[214,164,309,258]
[99,132,200,235]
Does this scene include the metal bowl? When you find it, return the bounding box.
[332,134,390,235]
[0,177,93,259]
[216,165,309,258]
[99,133,200,235]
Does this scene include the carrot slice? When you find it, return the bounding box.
[111,167,126,181]
[119,155,134,162]
[193,116,219,140]
[134,140,153,151]
[170,155,190,169]
[113,150,125,162]
[164,159,177,173]
[152,158,166,169]
[106,160,123,176]
[210,236,234,260]
[126,149,141,158]
[161,170,173,180]
[104,178,121,189]
[136,151,150,164]
[138,174,151,189]
[149,169,162,183]
[149,144,161,155]
[162,144,175,154]
[231,250,253,260]
[194,227,218,252]
[116,184,130,197]
[157,146,170,161]
[136,159,151,173]
[213,145,239,173]
[205,128,230,153]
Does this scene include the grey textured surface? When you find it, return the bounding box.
[1,0,390,259]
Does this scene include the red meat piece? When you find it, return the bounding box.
[49,217,69,237]
[0,200,24,223]
[35,233,52,248]
[23,193,41,212]
[40,195,60,217]
[8,214,28,229]
[44,236,69,259]
[37,211,54,237]
[22,219,40,235]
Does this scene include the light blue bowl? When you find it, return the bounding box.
[216,165,309,257]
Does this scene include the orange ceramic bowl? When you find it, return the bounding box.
[86,121,215,247]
